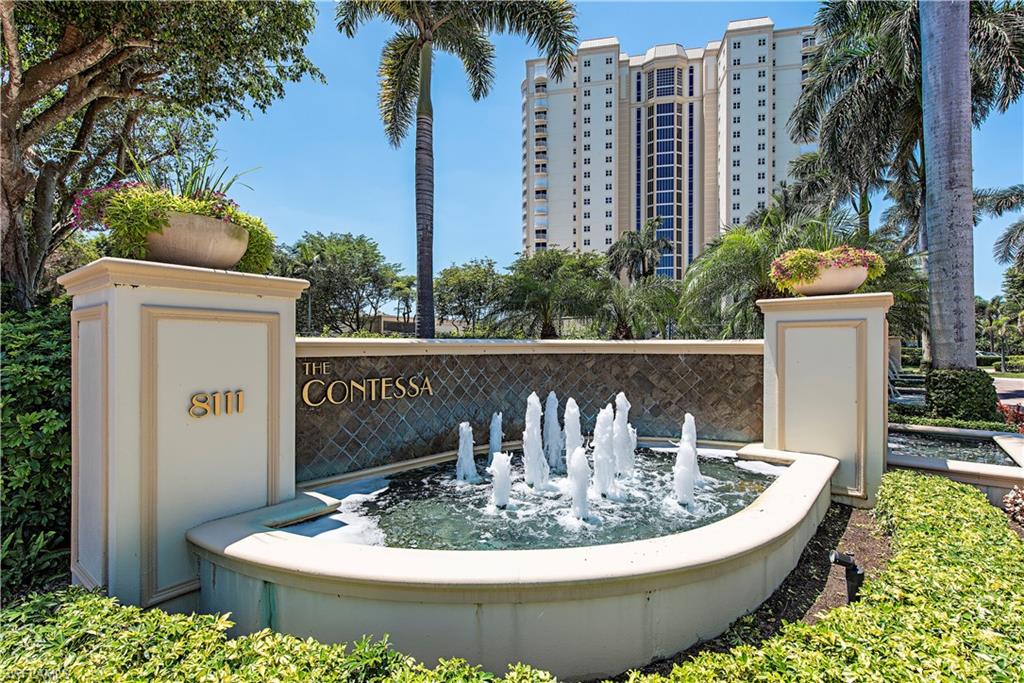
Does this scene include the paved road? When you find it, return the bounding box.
[995,376,1024,406]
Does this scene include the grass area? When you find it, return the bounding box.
[991,371,1024,379]
[1,472,1022,681]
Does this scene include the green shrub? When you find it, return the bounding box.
[901,346,922,367]
[4,473,1022,681]
[926,368,1000,421]
[974,355,1001,367]
[888,414,1013,432]
[1,298,72,594]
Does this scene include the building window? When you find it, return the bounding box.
[605,155,612,162]
[732,72,741,81]
[583,239,590,246]
[758,84,766,93]
[758,37,767,47]
[605,237,613,245]
[732,40,741,49]
[605,169,612,177]
[732,217,741,225]
[732,130,740,139]
[656,68,675,97]
[758,69,766,78]
[605,86,612,94]
[733,115,741,124]
[605,183,612,190]
[605,114,613,122]
[605,128,612,135]
[583,59,590,67]
[757,187,766,195]
[732,144,740,153]
[688,65,695,97]
[732,87,741,95]
[732,57,740,66]
[583,225,591,232]
[605,224,612,230]
[605,197,612,204]
[584,103,591,110]
[732,159,740,167]
[758,55,766,63]
[732,101,740,110]
[605,56,613,65]
[732,188,740,196]
[605,100,612,108]
[732,173,740,182]
[604,142,612,149]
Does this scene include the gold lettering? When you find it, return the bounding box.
[394,376,407,399]
[327,380,348,404]
[212,391,221,416]
[420,376,433,396]
[237,390,244,414]
[407,377,420,397]
[350,379,366,401]
[302,379,326,407]
[381,377,393,400]
[367,378,380,401]
[225,390,235,415]
[302,362,313,376]
[189,393,211,418]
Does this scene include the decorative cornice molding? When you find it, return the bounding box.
[58,257,309,299]
[296,338,766,358]
[757,292,894,313]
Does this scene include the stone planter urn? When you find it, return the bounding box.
[792,265,868,296]
[145,211,248,269]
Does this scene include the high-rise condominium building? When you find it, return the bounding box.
[520,17,816,278]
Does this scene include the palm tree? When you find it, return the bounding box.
[977,184,1024,267]
[336,2,577,338]
[607,217,671,281]
[679,195,928,339]
[921,0,976,369]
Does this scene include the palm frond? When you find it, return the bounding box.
[470,0,577,79]
[378,30,421,146]
[434,24,495,100]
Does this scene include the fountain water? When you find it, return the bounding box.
[488,451,513,508]
[674,414,701,506]
[613,392,635,477]
[567,446,592,520]
[592,404,617,497]
[488,412,503,466]
[564,398,584,461]
[456,422,481,483]
[522,392,550,488]
[544,391,565,473]
[683,412,704,483]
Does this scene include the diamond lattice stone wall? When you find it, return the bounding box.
[295,352,763,483]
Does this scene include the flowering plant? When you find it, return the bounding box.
[770,245,885,294]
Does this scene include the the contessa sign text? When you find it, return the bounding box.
[300,361,434,407]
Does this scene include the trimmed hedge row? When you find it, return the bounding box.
[2,472,1022,681]
[925,368,1001,421]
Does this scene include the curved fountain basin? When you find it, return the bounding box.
[187,442,837,680]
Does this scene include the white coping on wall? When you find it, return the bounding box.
[58,257,309,299]
[187,447,834,602]
[296,337,765,357]
[887,453,1024,496]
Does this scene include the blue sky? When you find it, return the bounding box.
[216,1,1023,300]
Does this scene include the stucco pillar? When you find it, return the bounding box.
[758,293,893,508]
[59,258,307,610]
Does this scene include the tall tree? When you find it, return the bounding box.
[606,216,671,281]
[921,0,976,368]
[1,1,322,309]
[435,258,502,335]
[336,1,577,338]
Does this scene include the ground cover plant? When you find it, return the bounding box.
[2,471,1021,681]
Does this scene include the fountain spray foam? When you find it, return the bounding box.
[456,422,481,483]
[488,412,503,466]
[544,391,565,473]
[523,392,550,488]
[567,446,592,520]
[613,392,636,477]
[592,404,617,497]
[488,451,513,508]
[682,412,703,483]
[564,398,583,462]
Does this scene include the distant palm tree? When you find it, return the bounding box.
[977,184,1024,267]
[607,217,671,281]
[336,1,577,338]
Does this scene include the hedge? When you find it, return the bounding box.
[888,414,1016,432]
[1,298,73,595]
[925,368,1001,421]
[3,472,1022,681]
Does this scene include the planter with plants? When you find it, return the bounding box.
[770,245,885,296]
[72,151,273,273]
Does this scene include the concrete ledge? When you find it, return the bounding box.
[887,452,1024,507]
[187,449,836,679]
[296,337,765,357]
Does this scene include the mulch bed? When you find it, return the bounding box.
[602,504,891,681]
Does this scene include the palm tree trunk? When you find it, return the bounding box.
[414,40,436,339]
[921,0,975,369]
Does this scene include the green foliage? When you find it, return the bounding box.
[770,245,886,294]
[125,144,255,201]
[889,403,1012,433]
[1,299,72,594]
[926,368,1001,421]
[491,249,610,339]
[276,232,402,335]
[901,346,923,367]
[607,217,671,281]
[78,185,273,273]
[435,259,503,335]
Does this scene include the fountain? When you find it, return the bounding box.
[591,404,617,497]
[456,422,481,483]
[522,392,550,488]
[674,413,700,506]
[613,392,635,477]
[564,397,583,460]
[488,412,503,465]
[488,451,513,508]
[567,445,591,520]
[544,391,565,473]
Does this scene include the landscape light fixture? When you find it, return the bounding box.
[829,549,865,604]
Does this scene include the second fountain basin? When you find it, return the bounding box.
[187,441,836,680]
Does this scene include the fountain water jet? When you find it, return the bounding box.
[567,446,592,520]
[488,451,513,508]
[488,412,503,466]
[673,435,696,507]
[544,391,565,473]
[682,413,704,483]
[456,422,481,483]
[522,392,550,488]
[613,392,635,477]
[564,398,583,462]
[592,404,617,497]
